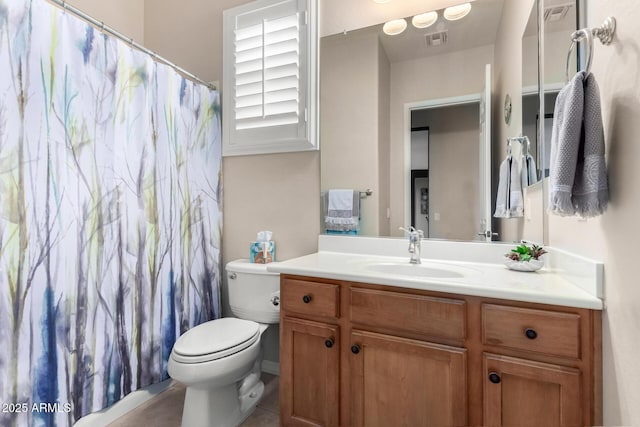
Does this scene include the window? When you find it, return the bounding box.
[223,0,318,156]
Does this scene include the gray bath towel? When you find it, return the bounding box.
[573,73,609,215]
[549,71,608,216]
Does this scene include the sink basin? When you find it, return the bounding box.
[365,262,467,278]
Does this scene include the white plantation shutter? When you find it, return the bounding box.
[223,0,318,156]
[234,13,299,130]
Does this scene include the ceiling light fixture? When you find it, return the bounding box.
[412,11,438,29]
[444,3,472,21]
[383,18,407,36]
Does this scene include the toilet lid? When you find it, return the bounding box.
[172,318,260,363]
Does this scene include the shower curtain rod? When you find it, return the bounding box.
[48,0,218,91]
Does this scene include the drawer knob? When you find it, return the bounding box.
[302,294,312,304]
[325,337,335,348]
[488,372,501,384]
[351,345,361,354]
[525,328,538,340]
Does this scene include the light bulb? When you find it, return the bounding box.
[383,19,408,36]
[444,3,472,21]
[412,11,438,29]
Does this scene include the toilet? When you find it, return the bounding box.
[168,259,280,427]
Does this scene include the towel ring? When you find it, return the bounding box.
[506,136,530,158]
[565,29,593,83]
[565,17,616,83]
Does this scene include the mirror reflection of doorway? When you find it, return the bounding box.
[411,169,429,236]
[409,103,481,240]
[410,126,429,235]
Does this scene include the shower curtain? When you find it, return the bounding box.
[0,0,222,426]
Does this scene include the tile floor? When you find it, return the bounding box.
[108,374,279,427]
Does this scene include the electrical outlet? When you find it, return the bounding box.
[434,212,440,221]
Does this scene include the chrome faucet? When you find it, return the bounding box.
[399,226,424,264]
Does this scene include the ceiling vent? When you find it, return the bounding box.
[544,4,573,23]
[424,30,448,47]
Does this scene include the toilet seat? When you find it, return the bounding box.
[171,318,260,364]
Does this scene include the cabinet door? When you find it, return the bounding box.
[350,330,467,427]
[281,317,340,427]
[483,353,582,426]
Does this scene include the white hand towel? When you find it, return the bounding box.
[526,154,538,186]
[494,157,512,218]
[521,154,538,187]
[328,189,354,212]
[509,156,524,217]
[324,189,359,231]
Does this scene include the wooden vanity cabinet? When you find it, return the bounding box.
[280,276,342,426]
[279,274,602,427]
[280,317,340,426]
[350,330,467,427]
[483,353,582,427]
[479,303,601,426]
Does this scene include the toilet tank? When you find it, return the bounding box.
[226,259,280,324]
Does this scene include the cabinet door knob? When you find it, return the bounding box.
[488,372,501,384]
[325,337,335,348]
[351,345,361,354]
[302,295,312,304]
[524,328,538,340]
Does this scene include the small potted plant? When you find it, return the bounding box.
[504,243,547,272]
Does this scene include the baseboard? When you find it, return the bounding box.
[261,360,280,375]
[73,379,174,427]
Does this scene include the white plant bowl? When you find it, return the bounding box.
[503,258,544,272]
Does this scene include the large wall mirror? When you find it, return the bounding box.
[320,0,578,243]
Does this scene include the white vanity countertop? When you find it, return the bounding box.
[267,251,603,310]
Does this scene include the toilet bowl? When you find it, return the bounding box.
[168,260,279,427]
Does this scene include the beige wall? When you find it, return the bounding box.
[66,0,145,43]
[320,30,382,235]
[492,0,535,243]
[412,105,480,240]
[389,44,495,235]
[144,0,234,81]
[547,1,640,424]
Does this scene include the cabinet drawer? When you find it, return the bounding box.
[350,288,466,341]
[281,278,340,318]
[482,304,581,359]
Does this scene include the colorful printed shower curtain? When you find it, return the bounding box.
[0,0,222,425]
